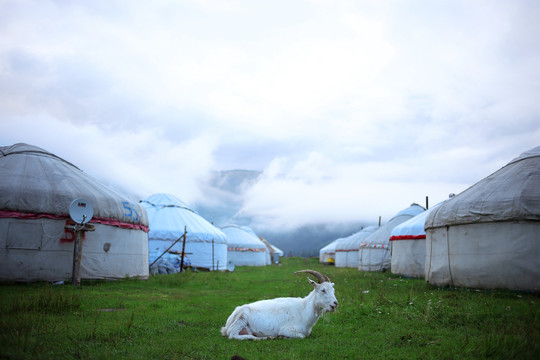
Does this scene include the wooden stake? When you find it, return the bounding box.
[66,223,94,286]
[72,230,83,286]
[149,229,187,268]
[180,226,187,271]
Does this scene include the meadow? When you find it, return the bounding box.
[0,257,538,360]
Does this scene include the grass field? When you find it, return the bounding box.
[0,257,538,360]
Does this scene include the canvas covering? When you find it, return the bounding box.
[425,146,540,228]
[425,146,540,291]
[0,143,149,281]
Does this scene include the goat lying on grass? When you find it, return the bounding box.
[221,269,338,340]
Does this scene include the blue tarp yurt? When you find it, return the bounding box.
[141,193,227,271]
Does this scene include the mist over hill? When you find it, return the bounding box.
[194,169,370,256]
[194,169,262,226]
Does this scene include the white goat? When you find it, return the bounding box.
[221,269,338,340]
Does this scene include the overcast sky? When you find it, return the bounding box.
[1,0,539,231]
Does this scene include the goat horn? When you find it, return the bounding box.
[294,269,330,283]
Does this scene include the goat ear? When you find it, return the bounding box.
[308,278,318,287]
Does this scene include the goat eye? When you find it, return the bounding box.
[321,289,326,293]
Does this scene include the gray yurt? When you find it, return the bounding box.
[335,226,379,268]
[0,143,150,281]
[425,146,540,291]
[358,204,425,272]
[389,202,443,278]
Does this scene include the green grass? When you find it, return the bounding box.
[0,257,538,359]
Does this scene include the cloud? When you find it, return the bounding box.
[1,0,540,233]
[236,151,473,231]
[1,115,218,204]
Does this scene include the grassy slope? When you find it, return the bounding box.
[0,257,538,360]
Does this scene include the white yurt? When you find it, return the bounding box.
[358,204,425,272]
[390,202,443,278]
[221,225,267,266]
[258,236,284,264]
[141,193,227,271]
[335,226,379,268]
[425,146,540,291]
[319,238,342,264]
[0,143,150,282]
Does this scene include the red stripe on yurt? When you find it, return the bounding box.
[0,210,149,232]
[389,235,426,241]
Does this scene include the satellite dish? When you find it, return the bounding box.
[69,198,93,224]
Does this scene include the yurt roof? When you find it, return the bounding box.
[258,236,284,256]
[270,244,284,255]
[425,146,540,230]
[0,143,148,230]
[221,225,267,249]
[141,193,226,243]
[390,202,443,240]
[320,238,343,254]
[363,204,425,246]
[336,226,379,250]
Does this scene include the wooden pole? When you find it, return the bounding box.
[72,229,83,286]
[149,230,188,268]
[378,216,381,227]
[212,239,214,271]
[180,226,187,271]
[67,223,94,286]
[426,196,429,210]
